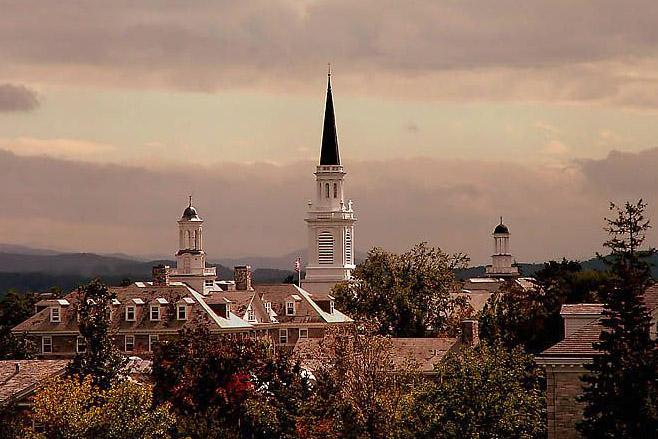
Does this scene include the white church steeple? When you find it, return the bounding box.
[303,71,356,294]
[169,196,217,293]
[485,217,520,277]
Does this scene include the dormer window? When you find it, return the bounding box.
[286,302,295,316]
[264,302,272,313]
[126,305,136,321]
[150,305,160,321]
[50,307,61,323]
[177,304,187,320]
[247,308,255,322]
[330,300,335,314]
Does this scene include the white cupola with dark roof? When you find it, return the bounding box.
[303,69,357,295]
[485,217,520,277]
[169,196,217,294]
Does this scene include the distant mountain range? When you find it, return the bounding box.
[0,244,300,294]
[5,242,658,295]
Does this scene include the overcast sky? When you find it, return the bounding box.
[1,1,658,265]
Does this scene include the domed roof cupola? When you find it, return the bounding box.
[493,217,509,235]
[181,196,201,221]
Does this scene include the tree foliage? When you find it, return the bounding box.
[66,279,127,389]
[578,200,658,438]
[21,375,175,439]
[0,290,37,359]
[399,342,546,439]
[333,243,470,337]
[298,325,421,439]
[152,325,310,439]
[480,260,608,353]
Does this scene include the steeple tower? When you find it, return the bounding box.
[485,217,520,277]
[303,71,356,294]
[169,197,217,293]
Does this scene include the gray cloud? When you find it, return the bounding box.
[1,1,658,106]
[5,147,658,265]
[0,83,39,112]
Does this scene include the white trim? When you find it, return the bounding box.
[125,334,135,352]
[125,305,136,321]
[42,335,52,353]
[150,305,160,321]
[50,307,61,323]
[149,334,159,352]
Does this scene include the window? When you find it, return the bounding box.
[325,183,330,198]
[299,328,308,339]
[247,308,255,322]
[149,334,159,352]
[330,300,335,314]
[204,279,214,287]
[76,336,86,353]
[333,183,338,198]
[318,232,334,264]
[177,305,187,320]
[264,302,271,313]
[345,227,352,265]
[286,302,295,316]
[42,336,52,353]
[125,335,135,352]
[126,306,136,321]
[105,307,112,321]
[183,257,191,273]
[150,305,160,321]
[50,307,61,323]
[279,329,288,344]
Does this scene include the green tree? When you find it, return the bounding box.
[22,375,175,439]
[480,260,608,353]
[578,200,658,438]
[66,280,127,389]
[152,325,310,439]
[333,242,469,337]
[400,342,546,439]
[0,290,37,359]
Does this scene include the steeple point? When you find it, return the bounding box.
[320,68,340,166]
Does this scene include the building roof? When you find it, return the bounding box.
[293,336,459,375]
[0,360,68,403]
[539,283,658,361]
[319,73,340,166]
[12,282,252,334]
[494,223,509,234]
[560,304,605,316]
[540,320,603,358]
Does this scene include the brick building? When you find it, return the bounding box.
[536,286,658,439]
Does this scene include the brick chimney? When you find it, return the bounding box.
[152,265,171,286]
[460,319,479,346]
[234,265,252,291]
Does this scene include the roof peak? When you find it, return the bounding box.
[320,68,340,166]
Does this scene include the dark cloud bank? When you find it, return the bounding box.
[1,148,656,264]
[0,83,39,112]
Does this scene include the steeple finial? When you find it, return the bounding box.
[320,66,340,166]
[500,216,503,225]
[189,194,193,207]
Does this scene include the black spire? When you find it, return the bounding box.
[320,68,340,166]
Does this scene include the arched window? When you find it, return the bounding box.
[325,183,330,198]
[345,228,352,264]
[333,183,338,198]
[318,232,334,264]
[186,230,192,249]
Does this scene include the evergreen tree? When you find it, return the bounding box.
[578,200,658,438]
[67,279,127,389]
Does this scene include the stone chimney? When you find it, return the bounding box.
[234,265,252,291]
[460,320,479,346]
[152,265,171,286]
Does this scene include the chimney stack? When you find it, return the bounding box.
[152,265,171,286]
[460,320,479,346]
[234,265,253,291]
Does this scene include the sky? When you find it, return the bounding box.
[2,1,658,265]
